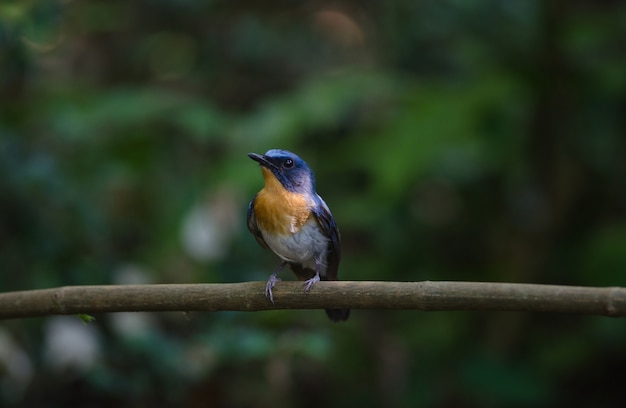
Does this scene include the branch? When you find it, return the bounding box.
[1,281,625,320]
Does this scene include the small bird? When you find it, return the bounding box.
[247,149,349,322]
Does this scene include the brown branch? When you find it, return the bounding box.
[0,281,625,320]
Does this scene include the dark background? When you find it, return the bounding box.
[2,1,626,406]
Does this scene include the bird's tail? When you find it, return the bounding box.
[290,263,350,322]
[325,308,350,322]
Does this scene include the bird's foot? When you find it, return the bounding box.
[303,273,320,293]
[265,275,282,304]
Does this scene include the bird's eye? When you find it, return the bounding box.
[283,159,294,168]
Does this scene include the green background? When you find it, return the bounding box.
[2,1,626,406]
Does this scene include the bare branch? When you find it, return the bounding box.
[1,281,625,320]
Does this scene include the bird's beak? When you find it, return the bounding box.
[248,153,279,170]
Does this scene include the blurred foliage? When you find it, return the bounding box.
[1,0,626,407]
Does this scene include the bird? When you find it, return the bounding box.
[247,149,349,322]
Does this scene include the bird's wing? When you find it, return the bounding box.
[311,195,341,280]
[247,195,270,249]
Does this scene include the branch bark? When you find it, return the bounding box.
[1,281,625,320]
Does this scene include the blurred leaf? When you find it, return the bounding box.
[77,314,96,324]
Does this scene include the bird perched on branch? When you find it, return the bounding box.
[247,149,349,322]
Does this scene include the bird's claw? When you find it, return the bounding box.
[265,275,282,304]
[303,274,320,293]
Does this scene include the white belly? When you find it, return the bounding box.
[262,219,329,275]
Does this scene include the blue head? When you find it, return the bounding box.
[248,149,316,194]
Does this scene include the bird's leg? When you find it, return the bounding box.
[303,259,322,293]
[265,261,286,304]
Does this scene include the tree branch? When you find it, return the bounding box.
[1,281,625,320]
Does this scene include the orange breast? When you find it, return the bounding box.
[254,168,311,235]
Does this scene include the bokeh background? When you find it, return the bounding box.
[2,0,626,406]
